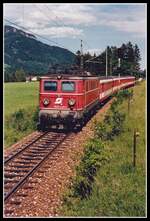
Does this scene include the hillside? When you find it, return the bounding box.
[4,25,76,74]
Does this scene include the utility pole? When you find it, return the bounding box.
[80,40,84,70]
[118,58,121,68]
[106,46,108,77]
[133,129,140,168]
[110,58,112,76]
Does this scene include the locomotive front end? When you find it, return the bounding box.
[38,75,83,130]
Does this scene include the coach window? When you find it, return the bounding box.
[44,81,57,91]
[62,81,75,92]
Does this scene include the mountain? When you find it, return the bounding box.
[4,25,76,75]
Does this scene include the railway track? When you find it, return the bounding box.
[4,131,70,210]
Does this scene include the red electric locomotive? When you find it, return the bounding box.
[38,73,135,130]
[38,74,100,130]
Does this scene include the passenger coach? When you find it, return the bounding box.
[99,76,135,101]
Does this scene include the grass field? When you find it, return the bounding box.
[60,81,146,217]
[4,82,39,148]
[4,82,39,117]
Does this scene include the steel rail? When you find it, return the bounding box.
[4,132,49,165]
[4,133,70,202]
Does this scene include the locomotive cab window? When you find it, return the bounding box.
[44,81,57,91]
[62,81,75,92]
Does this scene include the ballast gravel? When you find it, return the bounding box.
[4,99,114,217]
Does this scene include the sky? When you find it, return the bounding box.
[4,3,147,70]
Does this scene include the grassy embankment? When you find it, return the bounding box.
[4,82,39,148]
[60,81,146,217]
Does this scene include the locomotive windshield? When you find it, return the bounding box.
[44,81,57,91]
[62,81,75,92]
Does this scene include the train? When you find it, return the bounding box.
[38,72,135,130]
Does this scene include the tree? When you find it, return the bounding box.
[75,42,142,77]
[114,42,141,76]
[75,50,81,67]
[126,41,134,62]
[93,53,96,58]
[4,65,16,82]
[15,69,26,82]
[83,52,92,64]
[133,44,141,72]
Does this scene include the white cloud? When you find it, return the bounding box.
[4,3,146,39]
[47,4,96,26]
[96,6,146,38]
[4,3,96,27]
[32,26,84,38]
[4,4,87,38]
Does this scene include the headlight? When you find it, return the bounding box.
[57,75,62,80]
[43,98,50,106]
[68,98,76,106]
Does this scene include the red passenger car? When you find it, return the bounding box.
[99,76,135,102]
[39,74,100,130]
[119,76,135,89]
[99,77,114,101]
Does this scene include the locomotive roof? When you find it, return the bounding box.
[40,75,134,80]
[40,74,99,80]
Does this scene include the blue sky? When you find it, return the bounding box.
[4,3,147,70]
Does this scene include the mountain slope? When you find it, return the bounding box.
[4,25,76,74]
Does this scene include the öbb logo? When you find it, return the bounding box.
[55,97,63,105]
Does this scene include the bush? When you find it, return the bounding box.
[73,175,92,199]
[72,138,110,199]
[11,109,28,131]
[111,110,125,136]
[115,89,133,104]
[110,100,119,112]
[94,91,127,141]
[31,106,39,129]
[94,122,107,140]
[8,107,39,132]
[94,110,125,141]
[111,89,133,112]
[5,107,39,147]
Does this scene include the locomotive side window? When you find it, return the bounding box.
[44,81,57,91]
[62,81,75,92]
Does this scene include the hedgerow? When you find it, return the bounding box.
[72,138,111,199]
[7,108,39,131]
[63,89,131,200]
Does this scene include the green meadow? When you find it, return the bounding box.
[4,82,39,148]
[60,81,146,217]
[4,82,39,117]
